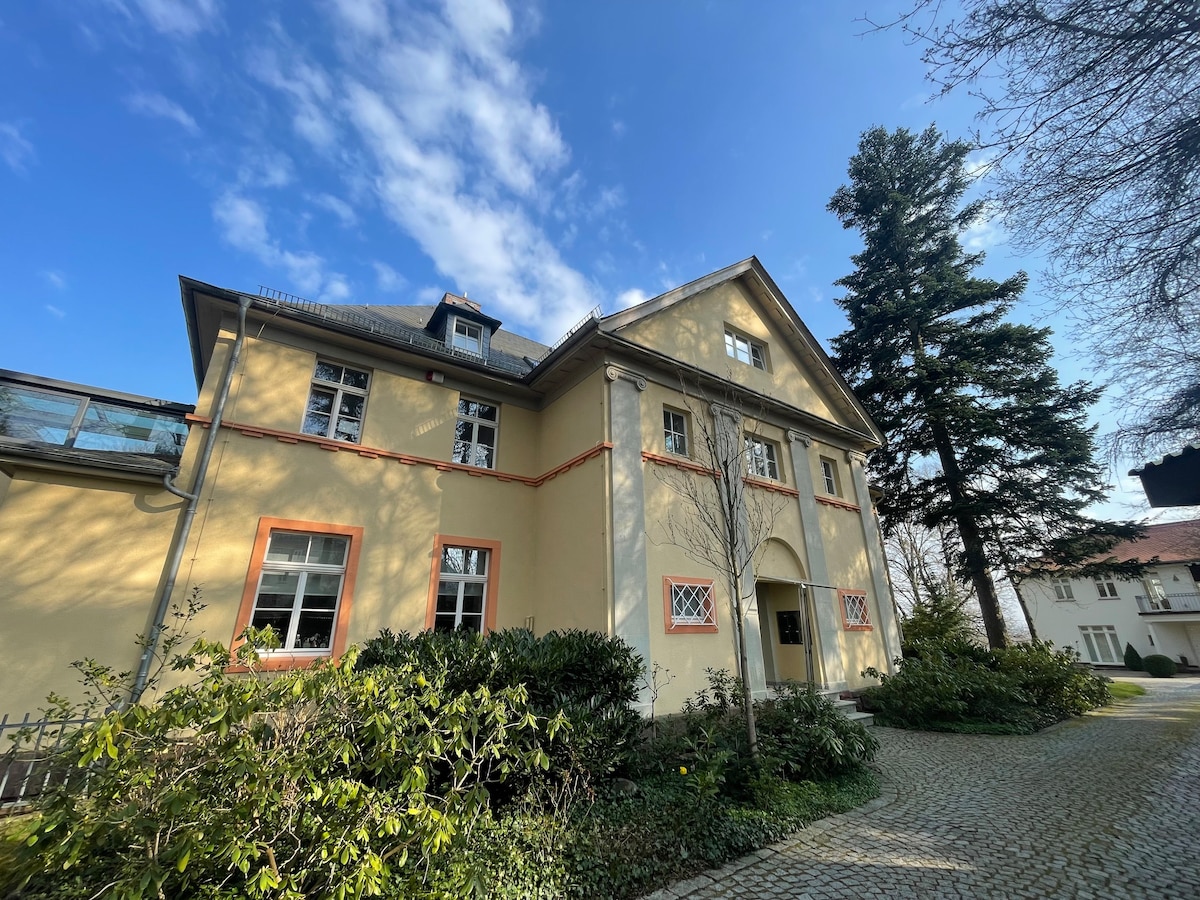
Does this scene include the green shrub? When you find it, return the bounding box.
[636,670,876,795]
[357,628,644,782]
[862,640,1109,733]
[5,640,558,900]
[1124,642,1144,671]
[1143,654,1178,677]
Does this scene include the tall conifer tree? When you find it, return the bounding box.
[829,125,1141,649]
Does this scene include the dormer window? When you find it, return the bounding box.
[452,318,483,355]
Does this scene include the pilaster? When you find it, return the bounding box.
[846,449,902,673]
[787,430,846,690]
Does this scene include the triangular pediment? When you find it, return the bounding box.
[600,258,881,444]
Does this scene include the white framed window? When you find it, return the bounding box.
[820,456,841,496]
[724,329,766,370]
[451,318,483,355]
[1078,625,1122,664]
[249,531,349,652]
[744,435,780,480]
[1094,576,1120,599]
[839,590,871,629]
[302,360,369,443]
[663,577,717,630]
[663,407,689,456]
[452,397,498,468]
[1052,577,1075,600]
[434,546,489,633]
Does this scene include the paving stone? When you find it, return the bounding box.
[654,678,1200,899]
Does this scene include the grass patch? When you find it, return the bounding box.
[1108,681,1147,702]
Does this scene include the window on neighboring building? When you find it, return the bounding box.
[452,397,498,468]
[247,530,351,653]
[1078,625,1122,664]
[301,360,370,443]
[663,407,689,456]
[724,329,766,370]
[1051,577,1075,600]
[434,545,490,633]
[744,435,780,480]
[819,456,841,496]
[1094,576,1120,599]
[663,577,717,631]
[776,610,803,645]
[839,590,872,630]
[451,318,483,355]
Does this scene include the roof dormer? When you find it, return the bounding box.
[425,293,503,359]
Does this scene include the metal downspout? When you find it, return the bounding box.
[129,295,252,704]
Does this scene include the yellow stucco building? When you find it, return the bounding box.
[0,258,901,719]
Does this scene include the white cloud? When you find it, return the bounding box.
[964,151,997,180]
[116,0,221,36]
[965,203,1008,251]
[611,119,625,137]
[0,122,35,173]
[125,91,199,133]
[373,261,407,292]
[212,192,349,301]
[311,192,357,227]
[615,287,649,310]
[237,151,294,189]
[44,304,66,319]
[248,50,338,151]
[41,270,67,290]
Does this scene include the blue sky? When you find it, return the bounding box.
[0,0,1158,517]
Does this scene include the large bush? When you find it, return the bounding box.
[1143,654,1178,677]
[863,640,1110,734]
[1124,642,1144,671]
[4,640,557,900]
[358,628,644,781]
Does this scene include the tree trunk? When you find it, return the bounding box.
[732,570,760,764]
[1010,579,1038,641]
[930,421,1010,649]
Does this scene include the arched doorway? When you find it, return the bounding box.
[754,539,819,685]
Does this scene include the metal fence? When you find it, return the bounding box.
[0,712,94,811]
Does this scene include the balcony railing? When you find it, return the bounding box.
[1134,593,1200,614]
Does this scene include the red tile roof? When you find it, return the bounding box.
[1096,519,1200,564]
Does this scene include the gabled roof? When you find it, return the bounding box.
[1092,519,1200,565]
[597,257,883,446]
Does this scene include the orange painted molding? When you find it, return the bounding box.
[744,476,800,498]
[817,495,861,513]
[425,534,502,633]
[227,516,365,672]
[204,417,612,487]
[641,450,720,478]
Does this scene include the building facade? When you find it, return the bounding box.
[1021,519,1200,668]
[0,258,902,718]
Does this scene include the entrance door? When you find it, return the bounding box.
[760,582,815,684]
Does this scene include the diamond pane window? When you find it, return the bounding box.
[840,591,871,629]
[665,578,716,630]
[301,360,370,443]
[451,397,499,469]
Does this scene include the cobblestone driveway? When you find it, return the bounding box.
[649,678,1200,899]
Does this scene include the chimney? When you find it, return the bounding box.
[442,292,482,314]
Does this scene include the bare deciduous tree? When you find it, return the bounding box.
[649,384,789,764]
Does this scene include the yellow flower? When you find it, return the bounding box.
[679,766,688,775]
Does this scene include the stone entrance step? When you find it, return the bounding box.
[765,683,874,727]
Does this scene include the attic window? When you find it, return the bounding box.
[724,329,766,371]
[452,318,483,355]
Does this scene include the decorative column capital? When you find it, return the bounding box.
[786,429,813,447]
[604,365,647,391]
[845,449,868,466]
[709,402,743,427]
